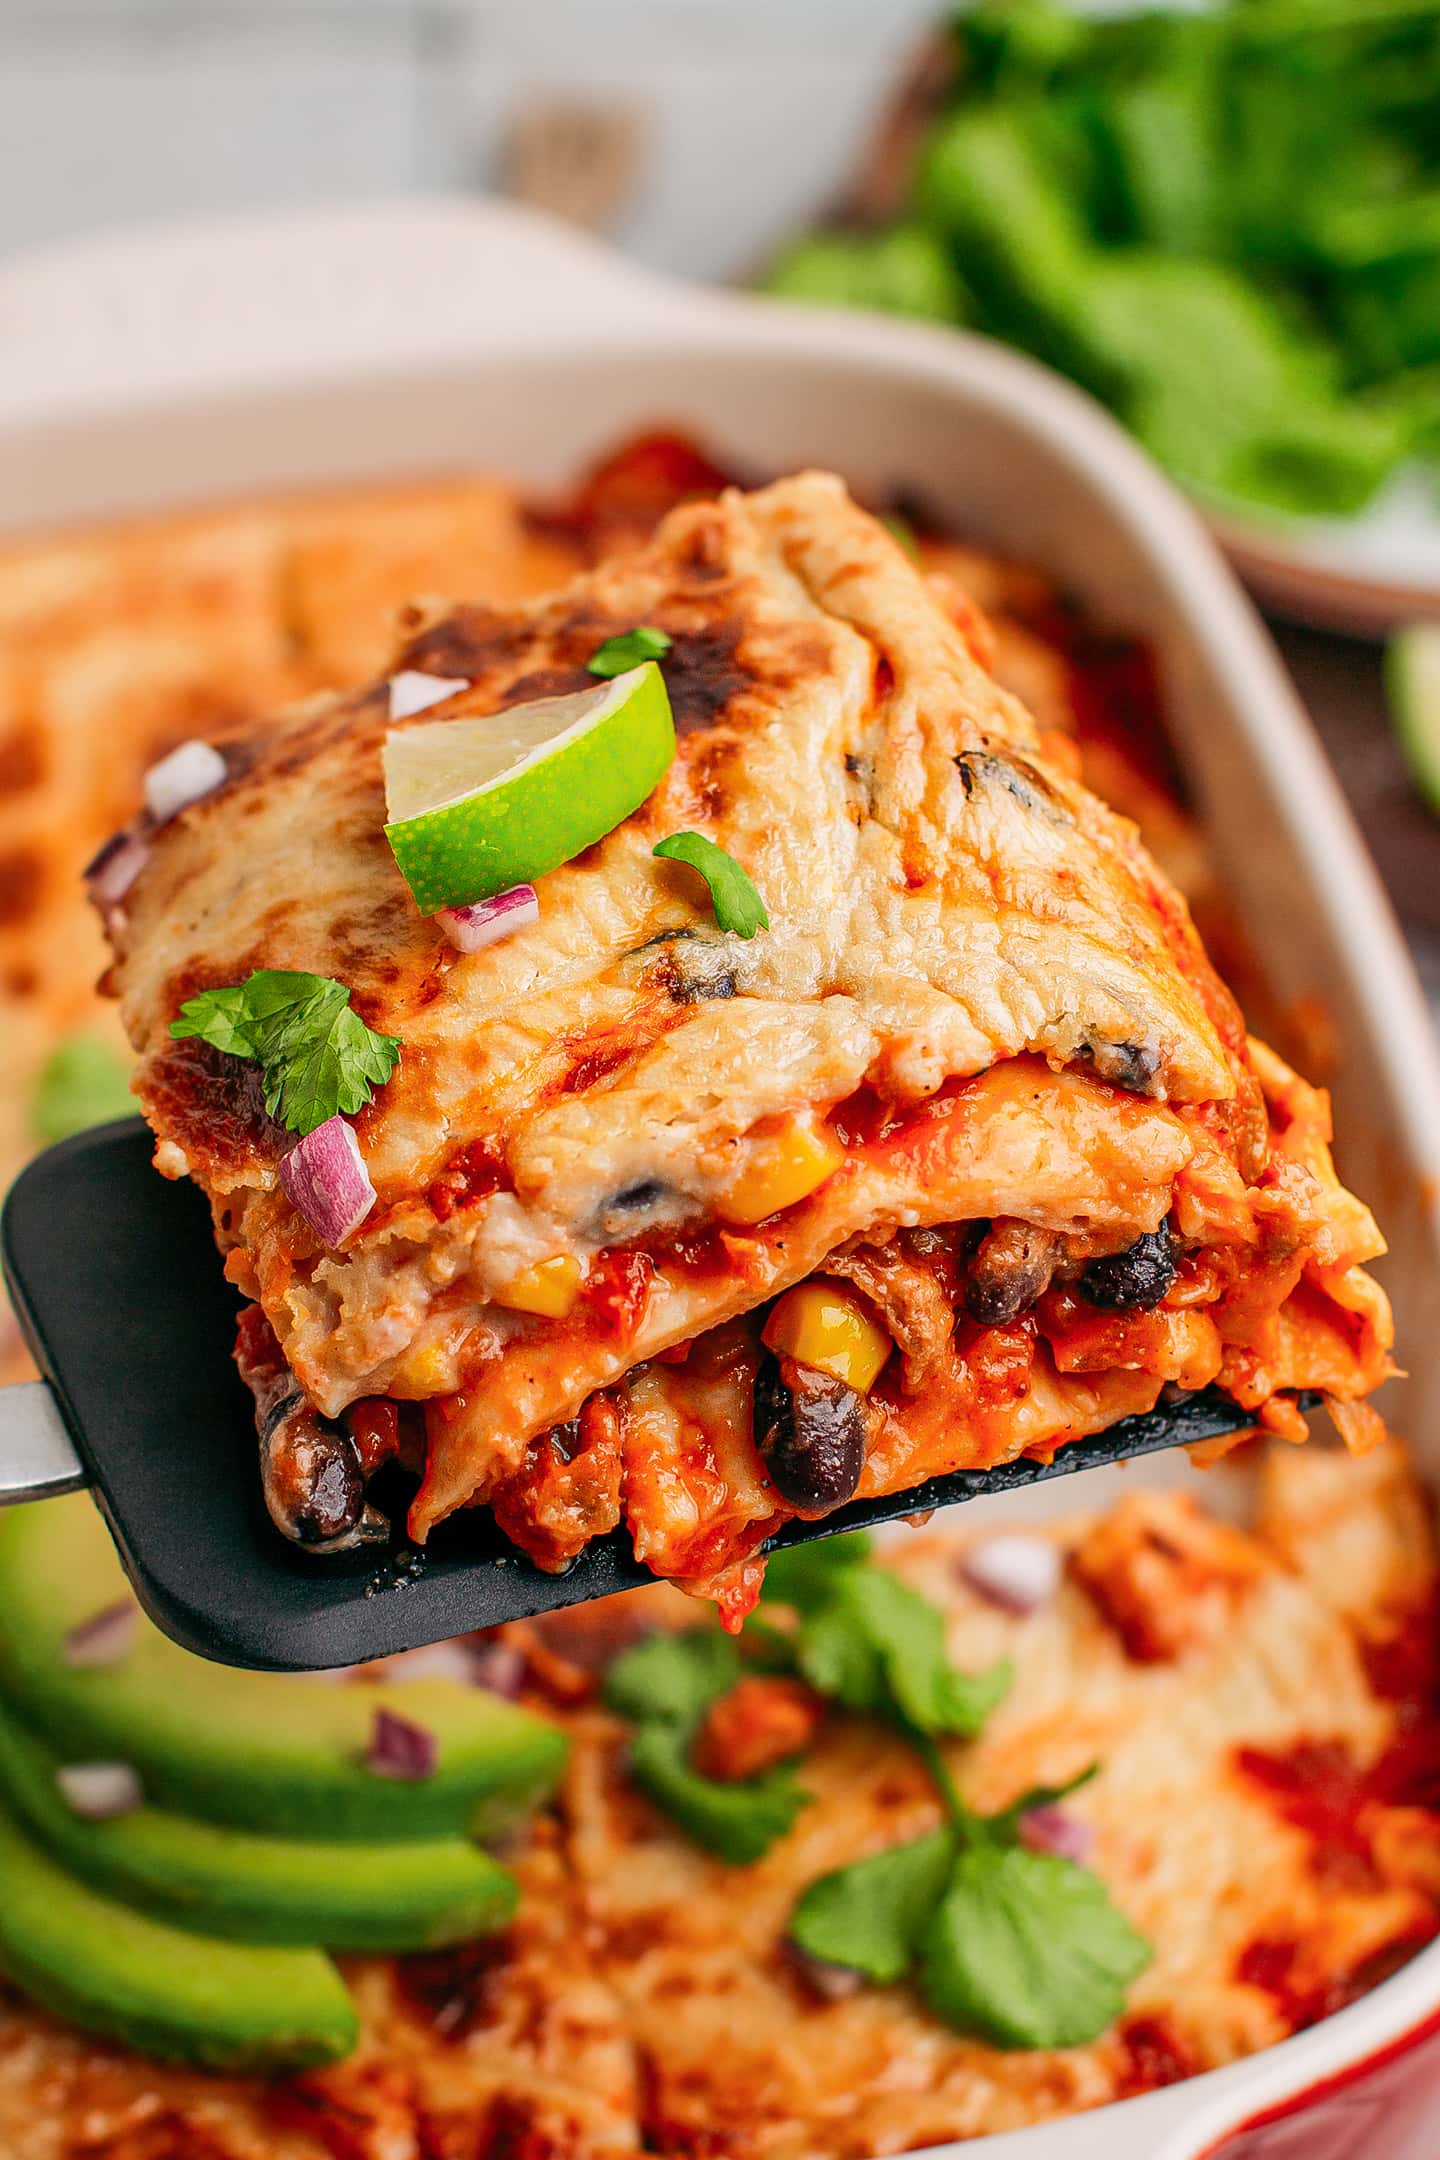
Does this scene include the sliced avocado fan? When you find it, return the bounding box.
[0,1701,516,1954]
[0,1497,566,1841]
[0,1802,358,2073]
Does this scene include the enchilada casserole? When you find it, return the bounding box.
[0,434,1425,2154]
[87,458,1391,1610]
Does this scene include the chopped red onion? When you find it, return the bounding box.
[960,1535,1062,1615]
[84,830,150,907]
[470,1642,526,1699]
[56,1761,143,1820]
[143,739,228,824]
[388,670,469,722]
[787,1944,865,2002]
[62,1601,136,1669]
[280,1116,376,1247]
[437,885,540,953]
[367,1706,439,1781]
[1019,1804,1094,1866]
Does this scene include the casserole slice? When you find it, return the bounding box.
[100,475,1392,1612]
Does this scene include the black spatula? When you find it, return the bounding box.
[1,1120,1275,1672]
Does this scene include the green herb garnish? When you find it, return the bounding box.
[759,1531,873,1612]
[628,1724,810,1866]
[881,513,921,558]
[169,970,401,1136]
[32,1035,135,1144]
[588,626,673,678]
[794,1566,1010,1738]
[921,1842,1149,2049]
[603,1534,1148,2050]
[602,1628,809,1864]
[653,831,770,939]
[789,1829,954,1985]
[601,1628,741,1729]
[792,1760,1146,2049]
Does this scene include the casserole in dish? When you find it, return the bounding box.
[2,197,1440,2156]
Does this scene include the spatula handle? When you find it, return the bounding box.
[0,1381,87,1503]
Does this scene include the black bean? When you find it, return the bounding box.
[610,1178,667,1215]
[594,1177,672,1240]
[629,925,699,953]
[753,1352,866,1514]
[259,1391,382,1548]
[1078,1037,1162,1095]
[666,948,737,1003]
[1079,1226,1177,1312]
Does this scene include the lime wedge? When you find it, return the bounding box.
[1386,624,1440,817]
[384,661,675,914]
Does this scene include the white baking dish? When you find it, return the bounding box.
[4,196,1440,2158]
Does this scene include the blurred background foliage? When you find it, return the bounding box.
[766,0,1440,522]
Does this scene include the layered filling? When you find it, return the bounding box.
[238,1035,1389,1622]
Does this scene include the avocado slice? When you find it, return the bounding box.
[0,1801,357,2071]
[0,1701,516,1952]
[0,1497,566,1842]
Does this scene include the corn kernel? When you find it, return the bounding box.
[763,1280,892,1392]
[497,1253,583,1319]
[397,1339,454,1395]
[717,1120,845,1226]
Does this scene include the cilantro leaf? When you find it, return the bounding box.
[761,1532,874,1615]
[796,1569,1011,1738]
[602,1629,741,1728]
[794,1598,887,1712]
[653,832,769,939]
[919,1846,1151,2051]
[736,1614,801,1675]
[588,626,673,678]
[627,1723,809,1865]
[170,981,265,1060]
[604,1627,809,1863]
[263,995,401,1135]
[169,970,401,1136]
[31,1035,135,1144]
[790,1831,953,1985]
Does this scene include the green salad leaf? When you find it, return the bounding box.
[763,225,969,323]
[761,0,1440,520]
[31,1035,135,1144]
[588,626,673,678]
[170,970,401,1135]
[653,832,770,939]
